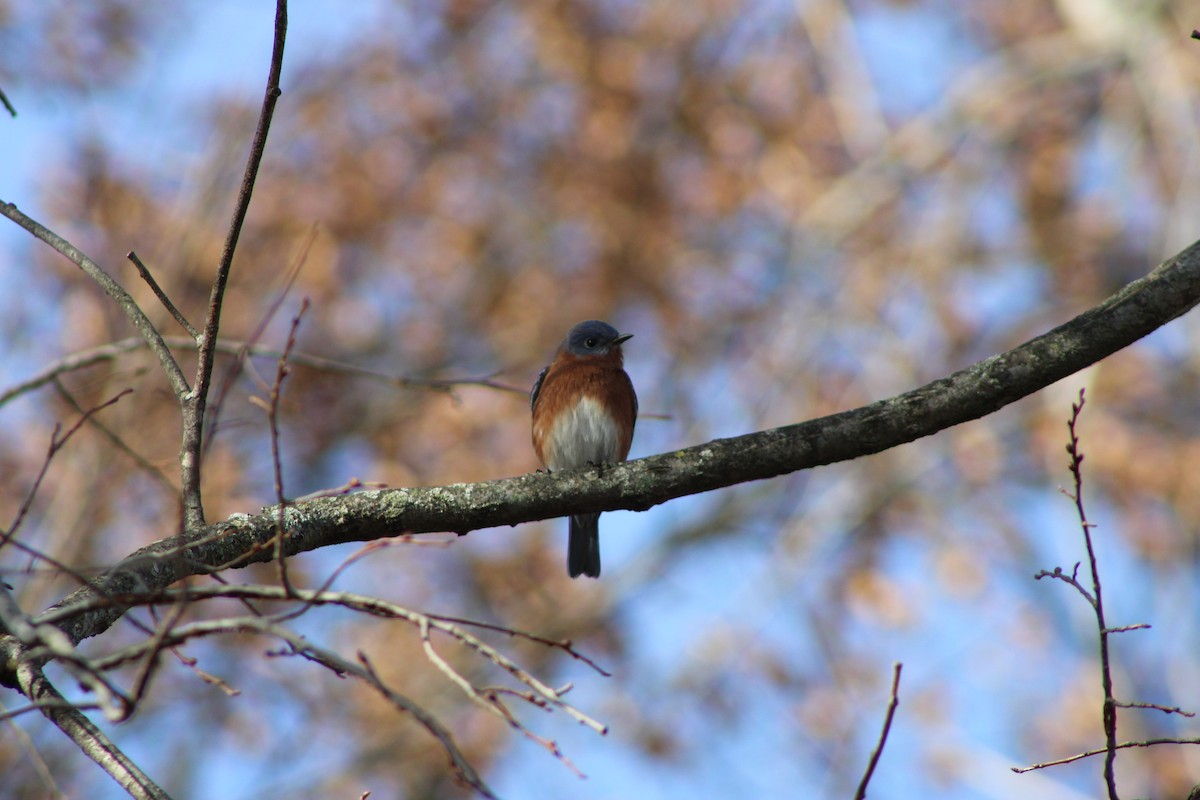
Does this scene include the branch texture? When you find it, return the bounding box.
[28,236,1200,647]
[14,661,170,800]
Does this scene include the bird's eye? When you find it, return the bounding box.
[585,337,598,348]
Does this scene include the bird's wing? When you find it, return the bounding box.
[530,365,549,413]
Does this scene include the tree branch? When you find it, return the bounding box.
[855,662,903,800]
[0,334,514,413]
[0,202,189,401]
[0,84,16,118]
[181,0,288,530]
[13,661,170,800]
[127,251,198,338]
[1063,392,1120,800]
[1014,737,1200,772]
[22,236,1200,649]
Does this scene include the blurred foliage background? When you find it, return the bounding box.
[2,0,1200,798]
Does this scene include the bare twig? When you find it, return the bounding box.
[354,651,497,799]
[293,478,389,501]
[0,339,147,409]
[2,583,136,726]
[1031,392,1118,796]
[1014,738,1200,772]
[418,617,587,776]
[0,701,67,798]
[1,389,131,552]
[13,660,172,799]
[203,225,313,459]
[126,598,190,705]
[0,697,104,723]
[854,662,903,800]
[1063,390,1119,799]
[427,612,612,677]
[57,583,610,692]
[0,85,15,117]
[47,580,609,784]
[258,298,308,594]
[182,0,288,531]
[165,642,241,695]
[52,379,177,494]
[1033,563,1094,606]
[1024,389,1198,797]
[22,598,494,799]
[0,203,189,401]
[0,334,521,413]
[127,251,198,338]
[1114,700,1195,717]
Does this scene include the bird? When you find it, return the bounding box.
[531,320,637,578]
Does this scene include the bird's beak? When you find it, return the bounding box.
[612,333,633,346]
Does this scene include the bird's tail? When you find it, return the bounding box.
[568,513,601,578]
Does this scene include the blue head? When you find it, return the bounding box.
[562,320,633,357]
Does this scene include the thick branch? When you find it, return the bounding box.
[15,661,170,800]
[30,236,1200,647]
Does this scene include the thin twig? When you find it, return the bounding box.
[261,298,308,594]
[0,339,146,409]
[128,251,198,337]
[127,597,190,705]
[854,662,903,800]
[1025,389,1192,798]
[1,389,131,552]
[57,581,611,770]
[1033,564,1095,606]
[61,583,610,692]
[182,0,288,531]
[1014,738,1200,772]
[37,600,493,799]
[354,651,497,799]
[52,379,177,494]
[0,202,188,401]
[0,335,520,413]
[0,697,104,723]
[293,478,389,501]
[0,85,15,117]
[1114,700,1195,717]
[427,612,612,677]
[1,583,134,721]
[203,225,313,459]
[1062,390,1119,800]
[0,699,68,798]
[170,648,240,696]
[418,617,587,776]
[13,660,172,799]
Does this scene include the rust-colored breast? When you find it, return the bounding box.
[531,351,637,468]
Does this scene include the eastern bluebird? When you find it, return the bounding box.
[531,320,637,578]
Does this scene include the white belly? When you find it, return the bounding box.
[543,396,621,471]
